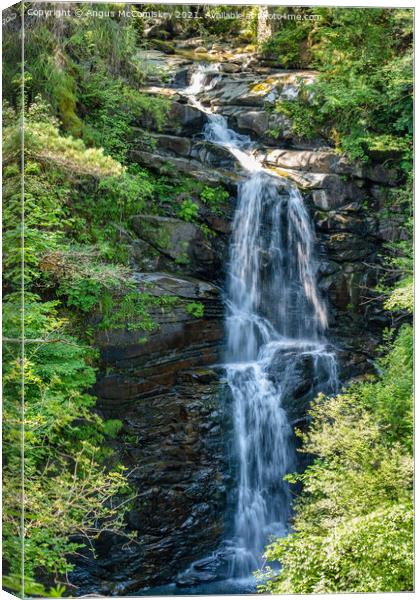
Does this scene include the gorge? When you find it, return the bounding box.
[2,6,412,596]
[70,50,401,595]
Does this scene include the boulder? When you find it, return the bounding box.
[364,163,398,185]
[131,150,242,189]
[236,110,269,136]
[311,177,364,211]
[136,49,192,79]
[204,71,316,108]
[131,214,228,281]
[165,102,206,135]
[176,550,230,587]
[260,169,364,210]
[155,134,192,157]
[266,342,337,423]
[263,149,358,175]
[220,63,241,73]
[190,140,238,169]
[133,100,205,135]
[132,214,200,269]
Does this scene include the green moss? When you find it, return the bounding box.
[148,39,175,54]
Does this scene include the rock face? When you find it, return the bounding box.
[73,50,406,594]
[70,274,231,595]
[131,212,231,282]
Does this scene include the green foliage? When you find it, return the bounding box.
[3,5,413,596]
[70,169,155,262]
[200,185,230,215]
[376,179,413,315]
[2,295,133,596]
[2,103,150,596]
[270,8,413,164]
[260,8,314,68]
[177,199,200,222]
[185,302,205,319]
[358,325,413,450]
[23,115,123,177]
[384,279,413,313]
[59,276,103,312]
[4,4,169,159]
[81,77,170,162]
[99,291,179,333]
[103,419,124,438]
[261,504,413,594]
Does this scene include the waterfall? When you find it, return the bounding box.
[183,64,338,581]
[225,174,337,576]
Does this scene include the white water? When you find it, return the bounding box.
[184,65,338,579]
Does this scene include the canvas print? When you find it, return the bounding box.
[2,1,414,597]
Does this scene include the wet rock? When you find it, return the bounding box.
[220,63,241,73]
[321,266,366,311]
[136,50,193,81]
[173,67,190,88]
[266,343,337,423]
[323,232,374,262]
[190,140,238,169]
[176,551,230,587]
[204,71,316,108]
[154,134,191,157]
[236,110,269,136]
[311,178,364,211]
[263,149,357,175]
[71,55,404,596]
[70,272,230,594]
[165,101,206,135]
[131,150,241,189]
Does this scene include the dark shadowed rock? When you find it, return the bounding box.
[70,273,230,594]
[131,214,228,281]
[155,134,192,157]
[165,102,206,135]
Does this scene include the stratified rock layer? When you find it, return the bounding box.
[71,274,230,595]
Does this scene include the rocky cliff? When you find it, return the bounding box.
[71,43,405,595]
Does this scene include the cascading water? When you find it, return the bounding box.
[181,64,338,585]
[225,173,338,577]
